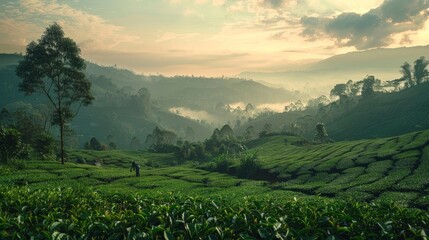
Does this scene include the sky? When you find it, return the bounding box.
[1,0,429,77]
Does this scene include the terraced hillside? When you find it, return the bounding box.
[2,130,429,238]
[247,130,429,208]
[0,155,301,201]
[1,129,429,209]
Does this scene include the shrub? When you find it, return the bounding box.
[0,126,23,163]
[236,152,261,178]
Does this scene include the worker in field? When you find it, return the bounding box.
[130,161,140,177]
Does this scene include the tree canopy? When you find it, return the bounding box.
[16,23,94,164]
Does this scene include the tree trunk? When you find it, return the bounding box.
[60,121,65,164]
[59,108,65,164]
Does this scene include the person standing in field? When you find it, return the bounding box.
[130,161,140,177]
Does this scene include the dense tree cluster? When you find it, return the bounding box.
[175,124,245,163]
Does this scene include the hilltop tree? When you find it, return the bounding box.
[414,56,429,84]
[398,57,428,88]
[16,23,94,164]
[400,62,414,87]
[361,76,380,97]
[330,83,347,99]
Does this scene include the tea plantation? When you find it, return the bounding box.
[1,129,429,239]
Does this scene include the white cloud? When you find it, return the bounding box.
[14,0,139,51]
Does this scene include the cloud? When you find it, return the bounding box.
[380,0,429,22]
[262,0,285,8]
[300,0,429,49]
[3,0,139,51]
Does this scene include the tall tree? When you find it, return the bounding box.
[361,75,380,97]
[330,83,347,99]
[400,62,414,87]
[16,23,94,164]
[414,56,429,84]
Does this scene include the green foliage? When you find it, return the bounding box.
[16,23,94,164]
[1,187,429,239]
[175,141,206,163]
[0,126,23,163]
[413,56,429,85]
[213,154,234,173]
[1,121,429,237]
[204,125,245,157]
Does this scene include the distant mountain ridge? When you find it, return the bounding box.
[302,45,429,72]
[239,45,429,95]
[0,53,305,106]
